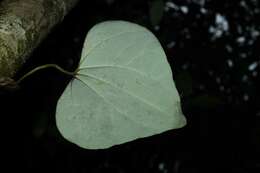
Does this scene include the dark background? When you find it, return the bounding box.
[1,0,259,172]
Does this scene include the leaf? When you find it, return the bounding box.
[56,21,186,149]
[149,0,165,26]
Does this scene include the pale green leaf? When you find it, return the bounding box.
[56,21,186,149]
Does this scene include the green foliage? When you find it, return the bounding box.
[56,21,186,149]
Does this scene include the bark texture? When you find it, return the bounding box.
[0,0,79,78]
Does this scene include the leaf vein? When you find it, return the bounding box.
[75,77,157,130]
[77,73,169,117]
[80,30,145,66]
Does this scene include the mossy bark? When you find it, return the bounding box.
[0,0,79,78]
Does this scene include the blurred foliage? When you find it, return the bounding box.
[149,0,165,26]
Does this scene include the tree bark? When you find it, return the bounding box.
[0,0,79,78]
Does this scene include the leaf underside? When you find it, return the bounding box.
[56,21,186,149]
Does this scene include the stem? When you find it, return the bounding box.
[17,64,77,84]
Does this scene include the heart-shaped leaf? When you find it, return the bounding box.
[56,21,186,149]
